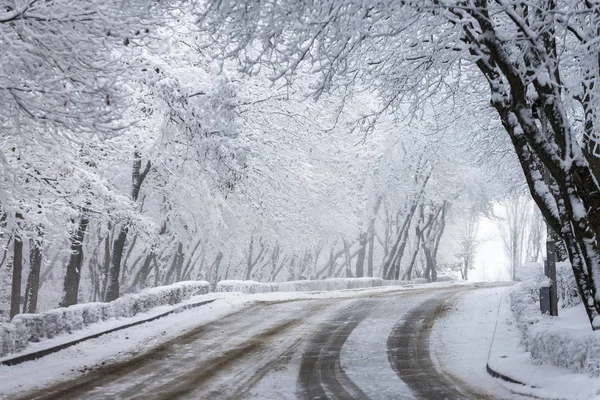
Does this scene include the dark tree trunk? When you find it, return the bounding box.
[10,234,23,320]
[105,151,151,301]
[422,245,436,282]
[105,227,127,301]
[550,229,568,262]
[24,235,43,313]
[101,232,111,296]
[382,205,417,280]
[406,216,425,281]
[60,216,90,307]
[132,252,155,289]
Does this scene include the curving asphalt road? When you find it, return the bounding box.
[19,286,507,400]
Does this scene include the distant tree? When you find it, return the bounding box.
[456,212,480,281]
[500,195,528,281]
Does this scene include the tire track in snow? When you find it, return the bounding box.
[23,300,329,400]
[297,300,378,400]
[387,292,495,400]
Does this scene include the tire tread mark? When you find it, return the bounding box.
[297,301,375,400]
[387,293,486,400]
[22,302,308,400]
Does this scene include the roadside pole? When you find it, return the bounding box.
[539,107,559,317]
[544,234,558,316]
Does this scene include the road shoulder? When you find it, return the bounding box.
[430,286,528,400]
[487,290,600,400]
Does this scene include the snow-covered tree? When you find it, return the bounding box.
[199,0,600,328]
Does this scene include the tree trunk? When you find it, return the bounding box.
[462,259,469,281]
[367,227,375,278]
[245,236,266,280]
[10,234,23,320]
[467,2,600,327]
[366,196,382,277]
[132,252,155,289]
[60,216,90,307]
[355,232,367,277]
[101,232,111,297]
[105,151,151,301]
[121,233,138,283]
[181,240,203,281]
[23,235,42,313]
[343,239,353,278]
[209,251,224,290]
[105,227,127,301]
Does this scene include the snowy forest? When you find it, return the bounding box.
[2,0,600,329]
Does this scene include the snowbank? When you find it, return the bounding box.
[0,280,209,357]
[215,277,423,294]
[215,280,277,294]
[279,277,385,292]
[509,263,600,376]
[435,275,455,282]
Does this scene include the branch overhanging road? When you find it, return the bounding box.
[19,284,513,400]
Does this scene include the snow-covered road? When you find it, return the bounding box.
[6,284,519,400]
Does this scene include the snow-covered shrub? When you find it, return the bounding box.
[381,279,410,286]
[0,280,209,358]
[217,277,389,294]
[509,263,600,376]
[347,277,384,289]
[278,277,384,292]
[556,262,580,309]
[411,278,429,284]
[436,275,455,282]
[215,280,276,294]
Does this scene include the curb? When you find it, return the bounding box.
[0,298,216,366]
[485,293,536,390]
[486,363,529,386]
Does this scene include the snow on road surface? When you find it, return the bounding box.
[431,286,527,400]
[1,282,519,400]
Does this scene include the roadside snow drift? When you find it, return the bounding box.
[215,276,457,294]
[0,281,209,357]
[216,277,413,294]
[509,263,600,376]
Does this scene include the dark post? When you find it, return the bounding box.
[544,237,558,316]
[542,141,559,316]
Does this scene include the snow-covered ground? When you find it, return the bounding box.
[431,286,525,399]
[432,285,600,400]
[492,291,600,399]
[6,280,598,400]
